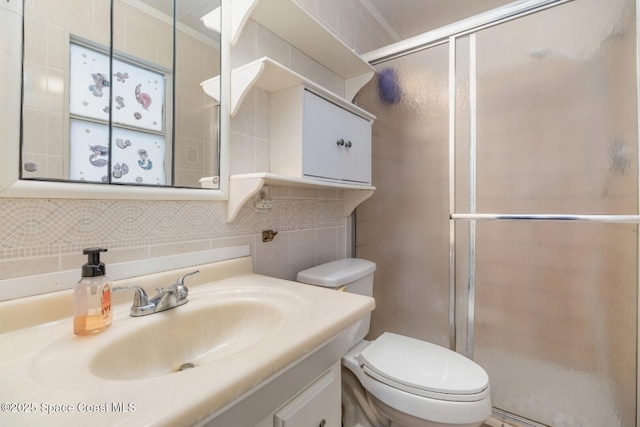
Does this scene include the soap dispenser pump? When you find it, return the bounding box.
[73,247,112,335]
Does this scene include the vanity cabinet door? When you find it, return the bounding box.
[273,363,341,427]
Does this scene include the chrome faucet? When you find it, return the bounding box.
[115,270,199,316]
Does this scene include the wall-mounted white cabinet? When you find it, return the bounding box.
[213,61,377,223]
[272,87,372,185]
[200,1,378,222]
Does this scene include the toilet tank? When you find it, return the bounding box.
[296,258,376,295]
[297,259,376,346]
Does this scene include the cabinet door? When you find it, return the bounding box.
[340,110,371,184]
[302,90,343,181]
[274,364,341,427]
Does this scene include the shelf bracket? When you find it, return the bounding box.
[227,175,266,222]
[344,189,375,216]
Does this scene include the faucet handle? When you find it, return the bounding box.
[113,285,149,305]
[175,270,199,286]
[113,285,155,316]
[172,270,199,302]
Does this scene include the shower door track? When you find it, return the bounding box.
[452,213,640,223]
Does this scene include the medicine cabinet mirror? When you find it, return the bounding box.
[10,0,227,199]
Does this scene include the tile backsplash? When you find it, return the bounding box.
[0,189,350,293]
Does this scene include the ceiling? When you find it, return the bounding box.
[363,0,515,41]
[139,0,515,43]
[138,0,220,35]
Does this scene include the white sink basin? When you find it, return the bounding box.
[90,299,285,380]
[29,285,297,388]
[0,260,375,427]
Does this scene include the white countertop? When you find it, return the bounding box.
[0,257,374,426]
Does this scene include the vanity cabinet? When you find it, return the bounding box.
[273,362,341,427]
[205,359,345,427]
[271,87,373,185]
[199,319,371,427]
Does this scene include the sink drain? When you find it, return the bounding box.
[177,362,196,371]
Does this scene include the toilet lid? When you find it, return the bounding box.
[297,258,376,288]
[358,333,489,401]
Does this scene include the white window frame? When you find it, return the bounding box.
[65,36,173,186]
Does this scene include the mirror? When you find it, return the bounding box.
[20,0,221,190]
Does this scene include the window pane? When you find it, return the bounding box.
[69,43,112,122]
[111,57,165,132]
[69,119,110,183]
[69,119,166,185]
[112,127,167,185]
[69,42,166,132]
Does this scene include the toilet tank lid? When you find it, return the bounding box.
[297,258,376,288]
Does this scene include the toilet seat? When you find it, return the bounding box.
[358,333,489,402]
[342,339,492,425]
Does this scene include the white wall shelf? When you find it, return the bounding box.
[202,57,376,120]
[227,173,375,222]
[200,2,377,222]
[202,0,375,100]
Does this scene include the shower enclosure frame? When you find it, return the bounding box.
[360,0,640,425]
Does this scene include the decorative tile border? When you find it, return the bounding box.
[0,197,346,262]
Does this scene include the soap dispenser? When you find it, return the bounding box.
[73,247,112,335]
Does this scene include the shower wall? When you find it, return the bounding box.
[356,43,451,348]
[356,0,638,425]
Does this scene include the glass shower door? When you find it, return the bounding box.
[455,0,638,425]
[356,43,452,347]
[357,0,639,425]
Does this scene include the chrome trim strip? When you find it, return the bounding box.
[636,1,640,424]
[448,36,457,351]
[467,34,477,359]
[364,0,570,65]
[451,213,640,223]
[492,408,551,427]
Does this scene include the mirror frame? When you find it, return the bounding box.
[0,0,229,201]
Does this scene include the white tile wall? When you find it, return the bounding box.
[0,0,393,298]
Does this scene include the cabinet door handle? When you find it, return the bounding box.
[345,141,352,148]
[319,419,326,427]
[336,139,345,146]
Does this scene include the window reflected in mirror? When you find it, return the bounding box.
[21,0,221,189]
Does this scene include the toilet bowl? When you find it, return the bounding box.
[297,259,492,427]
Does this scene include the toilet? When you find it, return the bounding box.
[297,258,492,427]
